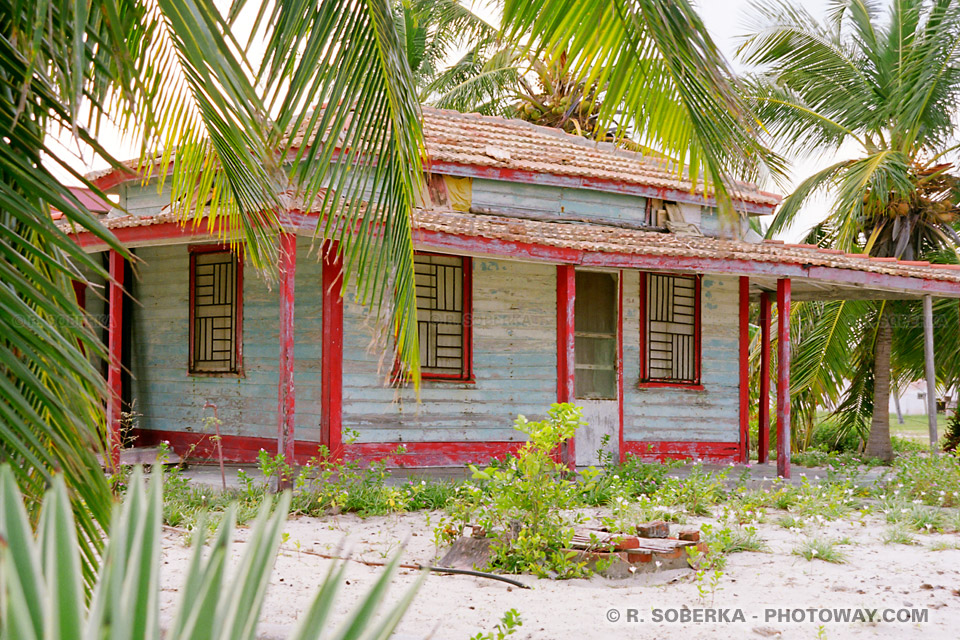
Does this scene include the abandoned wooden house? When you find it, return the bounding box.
[69,108,960,478]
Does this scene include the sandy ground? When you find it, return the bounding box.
[158,506,960,640]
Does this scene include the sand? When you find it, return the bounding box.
[158,506,960,640]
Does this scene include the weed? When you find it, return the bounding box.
[793,538,847,564]
[470,609,522,640]
[776,514,805,530]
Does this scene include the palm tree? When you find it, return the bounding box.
[739,0,960,459]
[5,0,767,580]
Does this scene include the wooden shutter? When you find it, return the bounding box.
[643,273,699,383]
[414,253,470,379]
[190,250,241,373]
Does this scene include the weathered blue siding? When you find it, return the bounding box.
[128,238,324,442]
[342,258,557,443]
[622,270,741,443]
[470,178,647,226]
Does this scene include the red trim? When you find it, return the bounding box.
[72,279,86,309]
[556,265,576,465]
[277,232,297,465]
[107,251,124,469]
[343,441,523,467]
[131,428,522,466]
[617,271,625,463]
[776,278,791,479]
[638,272,702,386]
[321,240,344,459]
[738,276,750,463]
[758,292,772,464]
[636,382,705,391]
[622,440,739,462]
[187,244,244,374]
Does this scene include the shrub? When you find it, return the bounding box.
[438,403,589,578]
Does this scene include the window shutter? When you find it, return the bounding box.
[190,251,240,373]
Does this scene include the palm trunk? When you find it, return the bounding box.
[865,312,894,461]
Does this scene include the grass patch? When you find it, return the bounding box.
[882,527,917,546]
[793,538,847,564]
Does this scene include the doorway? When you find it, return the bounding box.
[574,270,620,466]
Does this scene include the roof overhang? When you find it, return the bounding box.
[63,209,960,301]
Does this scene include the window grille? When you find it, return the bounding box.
[190,250,241,373]
[414,253,470,379]
[643,273,699,384]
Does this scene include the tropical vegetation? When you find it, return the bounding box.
[740,0,960,459]
[0,465,421,638]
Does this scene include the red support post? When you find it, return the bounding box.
[321,240,344,460]
[617,271,625,463]
[758,292,772,463]
[776,278,791,478]
[277,232,297,479]
[106,251,124,469]
[738,276,750,464]
[556,264,576,466]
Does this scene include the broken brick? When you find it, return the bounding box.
[637,521,670,538]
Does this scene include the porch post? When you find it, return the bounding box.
[758,292,772,464]
[922,295,939,453]
[776,278,791,478]
[738,276,750,463]
[321,240,344,459]
[556,264,576,466]
[106,250,124,469]
[277,232,297,476]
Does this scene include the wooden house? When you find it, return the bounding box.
[71,108,960,478]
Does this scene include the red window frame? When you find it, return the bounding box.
[638,271,702,388]
[188,244,244,376]
[407,251,473,383]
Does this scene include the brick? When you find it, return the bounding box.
[678,529,700,542]
[613,535,641,551]
[627,551,653,563]
[637,521,670,538]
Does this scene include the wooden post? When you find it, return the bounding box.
[321,240,344,460]
[758,292,772,463]
[556,264,576,466]
[776,278,791,478]
[617,271,624,463]
[277,232,297,482]
[923,295,939,453]
[738,276,750,464]
[106,250,124,469]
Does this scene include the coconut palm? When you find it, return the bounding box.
[5,0,768,583]
[739,0,960,459]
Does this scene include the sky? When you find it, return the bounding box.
[59,0,842,240]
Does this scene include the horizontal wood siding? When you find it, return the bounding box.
[623,271,740,443]
[129,239,323,444]
[471,178,647,226]
[342,258,557,443]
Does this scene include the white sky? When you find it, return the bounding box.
[57,0,842,240]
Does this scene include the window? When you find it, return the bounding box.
[189,247,242,374]
[640,273,700,385]
[414,253,471,380]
